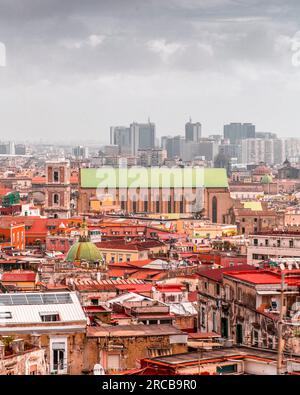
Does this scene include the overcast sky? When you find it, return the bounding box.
[0,0,300,143]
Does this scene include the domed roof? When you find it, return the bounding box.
[253,162,272,175]
[261,175,272,184]
[66,241,102,263]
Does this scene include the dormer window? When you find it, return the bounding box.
[40,313,60,322]
[0,312,12,319]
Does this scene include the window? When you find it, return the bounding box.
[180,199,184,214]
[91,299,99,306]
[216,283,220,296]
[217,364,238,374]
[201,307,206,327]
[132,199,137,213]
[277,239,281,247]
[253,239,258,246]
[53,171,59,182]
[156,200,160,213]
[265,239,269,246]
[290,239,294,248]
[53,348,65,371]
[212,196,218,223]
[0,312,12,319]
[168,199,172,213]
[212,311,217,332]
[237,288,242,301]
[144,200,148,212]
[204,282,208,290]
[252,330,259,347]
[225,285,230,301]
[53,193,59,205]
[40,313,60,322]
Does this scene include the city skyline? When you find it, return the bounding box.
[0,1,300,141]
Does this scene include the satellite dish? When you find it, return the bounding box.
[93,363,105,375]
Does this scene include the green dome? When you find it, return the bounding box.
[261,175,272,184]
[66,241,102,263]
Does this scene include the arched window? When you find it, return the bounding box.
[53,193,59,205]
[212,196,218,223]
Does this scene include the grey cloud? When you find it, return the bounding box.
[0,1,300,140]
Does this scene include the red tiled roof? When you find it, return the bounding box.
[108,268,137,278]
[150,272,168,281]
[127,259,153,268]
[127,270,161,280]
[197,265,257,282]
[115,284,153,293]
[1,271,36,282]
[224,270,300,286]
[31,176,46,184]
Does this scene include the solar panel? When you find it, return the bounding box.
[0,293,73,305]
[26,294,43,304]
[0,295,13,305]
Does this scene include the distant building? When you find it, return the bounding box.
[224,123,255,144]
[0,141,15,155]
[278,158,300,179]
[182,139,218,162]
[15,144,26,155]
[110,121,156,156]
[137,148,167,167]
[162,135,184,159]
[110,126,132,155]
[241,139,276,165]
[185,120,202,142]
[130,121,156,155]
[72,146,88,159]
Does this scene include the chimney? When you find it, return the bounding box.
[31,334,41,348]
[11,339,24,354]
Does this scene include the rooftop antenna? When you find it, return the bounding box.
[189,116,192,123]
